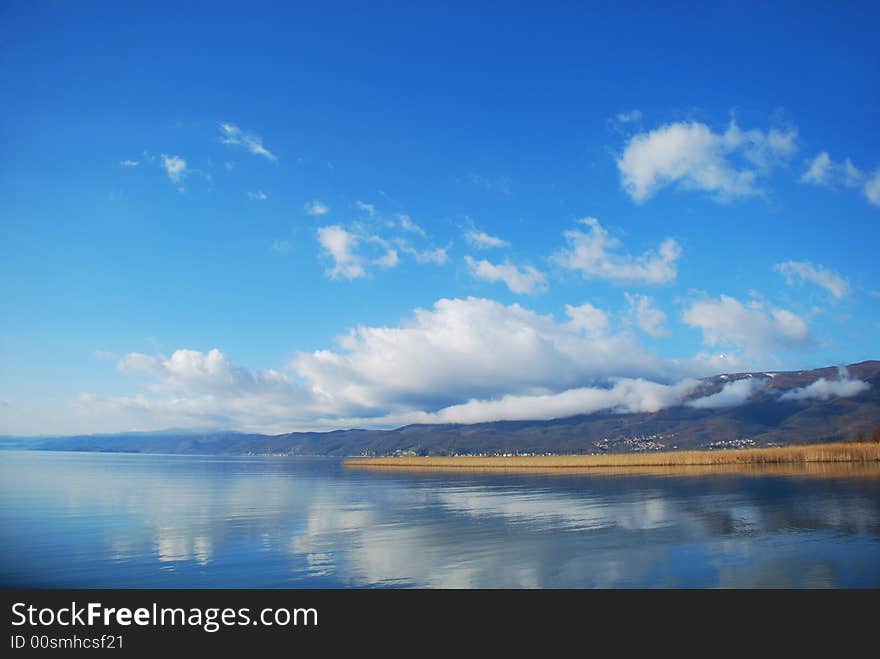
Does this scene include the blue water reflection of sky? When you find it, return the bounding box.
[1,451,878,588]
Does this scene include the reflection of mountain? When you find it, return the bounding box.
[7,361,880,456]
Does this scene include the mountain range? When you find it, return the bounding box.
[3,360,879,456]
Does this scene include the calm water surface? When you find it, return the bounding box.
[1,450,878,588]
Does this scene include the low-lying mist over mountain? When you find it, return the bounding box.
[4,361,879,457]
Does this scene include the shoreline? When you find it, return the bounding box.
[343,442,880,473]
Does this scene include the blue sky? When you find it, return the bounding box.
[1,1,878,435]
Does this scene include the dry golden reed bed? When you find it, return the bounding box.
[344,442,880,473]
[344,461,880,480]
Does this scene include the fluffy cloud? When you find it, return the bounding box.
[317,216,447,280]
[553,217,681,284]
[687,377,764,409]
[119,159,140,167]
[79,297,780,432]
[161,154,187,183]
[248,190,268,201]
[98,349,318,429]
[292,297,674,413]
[119,349,276,392]
[682,294,810,356]
[398,378,700,425]
[465,230,509,249]
[780,368,869,402]
[465,256,547,294]
[564,302,609,336]
[775,260,849,299]
[305,200,329,216]
[800,152,880,207]
[617,120,796,202]
[625,293,668,337]
[317,225,367,280]
[218,122,277,161]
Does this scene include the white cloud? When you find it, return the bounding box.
[72,349,318,431]
[293,297,673,414]
[75,298,682,432]
[690,351,748,374]
[317,225,368,280]
[465,230,509,249]
[271,240,292,253]
[119,159,140,167]
[399,378,700,425]
[400,244,448,264]
[304,200,329,216]
[465,256,547,294]
[120,349,241,389]
[682,294,810,356]
[616,110,642,124]
[78,297,775,433]
[317,201,443,270]
[248,190,268,201]
[687,377,764,409]
[384,213,449,266]
[617,120,796,202]
[564,303,609,336]
[801,151,863,188]
[553,217,681,284]
[374,248,399,268]
[865,169,880,206]
[115,349,312,413]
[160,154,187,184]
[780,367,869,402]
[363,236,402,271]
[318,215,448,279]
[355,200,376,216]
[625,293,668,337]
[218,122,277,161]
[398,214,426,237]
[800,152,880,207]
[840,160,863,187]
[801,152,833,185]
[157,153,212,188]
[775,260,850,299]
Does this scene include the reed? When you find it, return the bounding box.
[344,441,880,470]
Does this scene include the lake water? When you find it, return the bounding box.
[1,450,879,588]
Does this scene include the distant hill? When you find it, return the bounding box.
[4,360,879,456]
